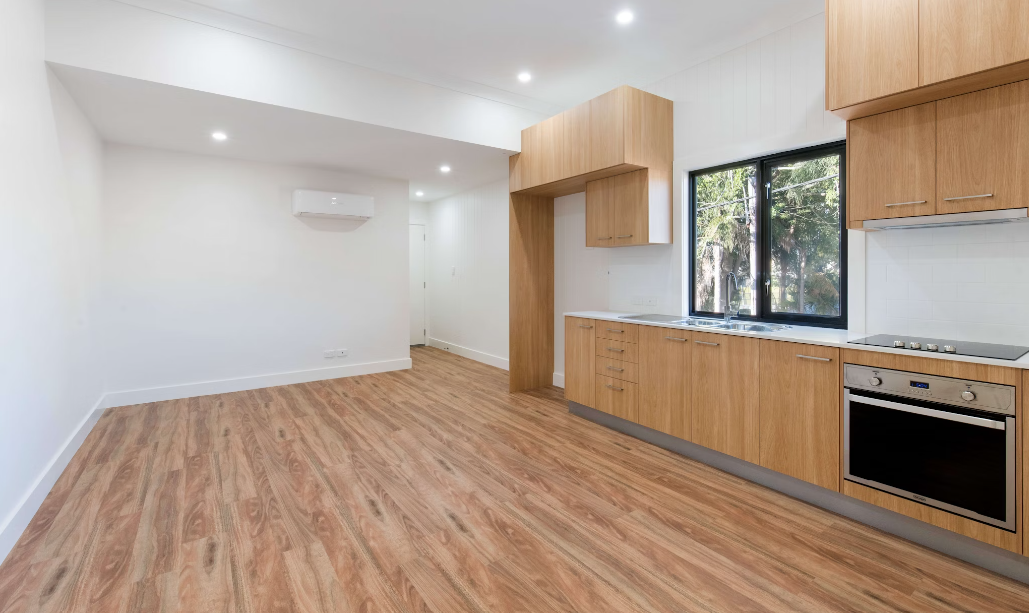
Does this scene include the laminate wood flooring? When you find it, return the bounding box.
[2,346,1029,612]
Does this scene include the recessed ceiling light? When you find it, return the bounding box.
[616,10,634,25]
[518,72,532,83]
[211,131,228,141]
[416,191,424,197]
[440,165,451,173]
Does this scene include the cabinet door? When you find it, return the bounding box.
[849,103,937,222]
[595,375,637,422]
[585,175,615,247]
[920,0,1029,86]
[638,326,690,439]
[759,341,840,491]
[564,317,595,407]
[590,86,626,171]
[937,81,1029,215]
[826,0,919,110]
[561,101,591,179]
[613,170,648,247]
[691,332,760,463]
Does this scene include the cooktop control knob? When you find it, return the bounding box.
[893,340,906,348]
[927,344,939,351]
[961,390,976,402]
[910,342,922,350]
[869,377,882,387]
[944,345,957,353]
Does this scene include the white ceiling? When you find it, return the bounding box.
[115,0,824,112]
[50,64,512,202]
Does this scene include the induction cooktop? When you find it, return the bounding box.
[849,334,1029,361]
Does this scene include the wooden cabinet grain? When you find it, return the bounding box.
[920,0,1029,86]
[595,375,638,422]
[759,341,841,491]
[826,0,919,110]
[564,317,595,407]
[638,326,690,439]
[585,169,669,247]
[690,332,760,463]
[848,103,937,222]
[937,80,1029,215]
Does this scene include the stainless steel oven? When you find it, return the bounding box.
[843,364,1016,532]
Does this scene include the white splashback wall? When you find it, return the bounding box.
[866,224,1029,345]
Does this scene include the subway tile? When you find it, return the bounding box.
[932,225,988,245]
[908,244,957,263]
[888,299,932,319]
[887,228,934,247]
[888,264,932,284]
[934,262,985,283]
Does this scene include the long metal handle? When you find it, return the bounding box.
[884,200,927,207]
[606,328,624,333]
[797,354,832,362]
[606,347,625,352]
[944,194,993,202]
[616,234,633,239]
[695,341,719,346]
[578,324,593,329]
[665,336,687,342]
[606,384,624,392]
[606,366,624,372]
[598,236,613,240]
[848,392,1005,429]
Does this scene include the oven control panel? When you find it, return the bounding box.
[844,364,1016,416]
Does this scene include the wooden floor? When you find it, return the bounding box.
[2,347,1029,612]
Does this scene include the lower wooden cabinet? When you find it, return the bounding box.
[691,332,761,463]
[758,340,841,491]
[595,375,638,421]
[637,326,690,439]
[564,317,595,407]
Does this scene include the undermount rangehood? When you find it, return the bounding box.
[860,208,1029,231]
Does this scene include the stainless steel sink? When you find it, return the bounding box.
[615,314,790,333]
[720,323,789,332]
[617,314,687,323]
[682,318,725,328]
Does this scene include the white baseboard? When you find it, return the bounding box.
[553,372,565,388]
[0,395,105,563]
[427,338,509,371]
[102,358,412,409]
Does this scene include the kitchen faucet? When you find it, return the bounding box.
[724,272,741,324]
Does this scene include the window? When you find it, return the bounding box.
[689,142,846,328]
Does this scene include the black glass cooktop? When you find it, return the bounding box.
[849,334,1029,361]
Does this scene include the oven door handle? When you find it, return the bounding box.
[847,392,1007,430]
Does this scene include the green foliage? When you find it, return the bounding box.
[693,165,757,314]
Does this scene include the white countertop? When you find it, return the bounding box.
[565,311,1029,371]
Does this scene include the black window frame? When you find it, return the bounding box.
[688,141,847,329]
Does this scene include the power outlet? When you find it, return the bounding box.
[644,296,659,307]
[335,348,348,358]
[323,350,336,359]
[631,296,643,306]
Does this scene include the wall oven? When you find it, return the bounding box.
[843,364,1016,532]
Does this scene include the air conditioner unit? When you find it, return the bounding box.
[292,189,374,220]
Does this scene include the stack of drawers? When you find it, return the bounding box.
[594,322,639,421]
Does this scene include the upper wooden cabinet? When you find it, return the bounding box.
[920,0,1029,86]
[937,80,1029,214]
[826,0,919,111]
[638,326,690,440]
[564,317,595,408]
[585,169,671,247]
[848,102,937,223]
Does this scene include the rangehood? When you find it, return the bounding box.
[860,207,1029,230]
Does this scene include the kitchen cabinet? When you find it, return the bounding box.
[638,326,690,439]
[937,80,1029,215]
[826,0,919,110]
[920,0,1029,86]
[758,340,840,491]
[589,86,674,173]
[585,169,670,247]
[595,375,638,421]
[564,317,595,407]
[849,103,937,222]
[520,102,592,190]
[595,357,638,383]
[595,321,638,343]
[690,332,760,463]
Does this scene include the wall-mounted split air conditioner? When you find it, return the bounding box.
[292,189,374,220]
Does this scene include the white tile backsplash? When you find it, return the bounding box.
[866,223,1029,345]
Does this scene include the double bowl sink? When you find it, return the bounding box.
[618,314,790,333]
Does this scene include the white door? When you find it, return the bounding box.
[409,224,426,345]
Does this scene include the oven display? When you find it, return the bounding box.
[910,381,930,390]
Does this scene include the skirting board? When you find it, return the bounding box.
[102,358,411,409]
[427,338,509,371]
[569,401,1029,585]
[552,372,565,388]
[0,396,105,564]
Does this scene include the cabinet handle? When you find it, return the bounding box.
[797,354,831,362]
[598,236,613,240]
[606,366,625,372]
[944,194,993,202]
[606,347,625,352]
[606,328,624,333]
[616,234,633,239]
[884,200,927,207]
[578,324,593,329]
[695,341,719,347]
[665,337,687,342]
[606,384,624,392]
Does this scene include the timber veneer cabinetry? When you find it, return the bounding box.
[638,326,690,439]
[691,332,760,463]
[585,169,670,247]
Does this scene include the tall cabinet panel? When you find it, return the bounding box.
[564,317,595,407]
[638,326,690,440]
[920,0,1029,86]
[691,332,760,463]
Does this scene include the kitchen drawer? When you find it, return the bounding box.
[595,357,638,383]
[595,374,638,422]
[596,322,638,343]
[596,339,639,363]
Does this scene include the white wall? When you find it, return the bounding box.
[0,0,106,561]
[409,200,430,225]
[426,180,510,369]
[100,145,411,404]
